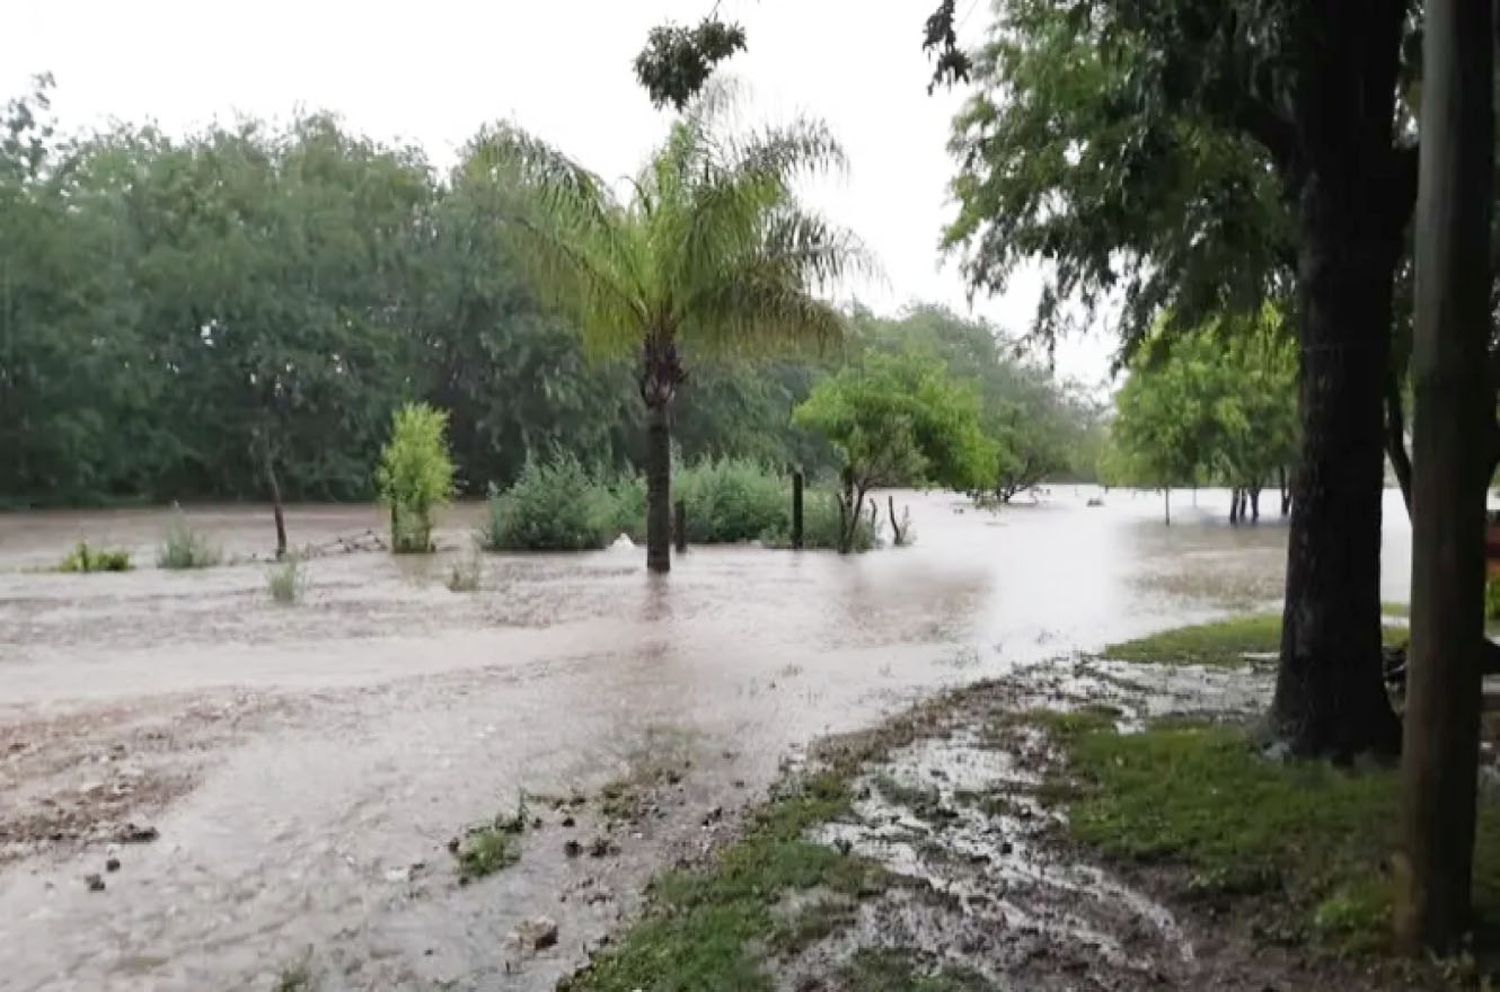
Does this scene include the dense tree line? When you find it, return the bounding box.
[0,77,1092,512]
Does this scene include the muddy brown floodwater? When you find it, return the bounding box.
[0,489,1413,991]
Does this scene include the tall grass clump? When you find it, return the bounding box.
[483,454,631,551]
[376,402,456,554]
[267,556,306,604]
[156,509,221,569]
[59,541,133,573]
[675,457,788,544]
[799,490,876,551]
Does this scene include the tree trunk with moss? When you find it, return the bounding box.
[1396,0,1493,953]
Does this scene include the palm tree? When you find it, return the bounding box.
[472,90,869,572]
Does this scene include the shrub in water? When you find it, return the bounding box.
[484,454,621,551]
[60,541,133,573]
[675,457,788,544]
[156,510,221,569]
[376,403,456,554]
[798,490,876,552]
[447,552,483,592]
[267,556,306,604]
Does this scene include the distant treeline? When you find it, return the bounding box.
[0,78,1101,508]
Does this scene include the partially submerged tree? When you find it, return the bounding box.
[376,402,456,553]
[472,89,867,572]
[794,352,991,552]
[946,0,1415,757]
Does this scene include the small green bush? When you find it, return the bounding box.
[60,541,133,573]
[797,491,876,552]
[483,454,627,551]
[156,511,221,569]
[267,556,306,604]
[675,457,788,543]
[376,402,456,554]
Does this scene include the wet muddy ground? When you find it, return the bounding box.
[0,489,1414,991]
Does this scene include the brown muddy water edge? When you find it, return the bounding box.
[558,657,1468,992]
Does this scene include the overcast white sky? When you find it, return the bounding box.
[4,0,1117,388]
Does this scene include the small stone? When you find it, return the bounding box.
[105,857,121,872]
[116,823,158,844]
[999,840,1014,855]
[701,806,723,827]
[564,840,583,858]
[561,815,576,828]
[732,779,746,789]
[513,915,559,952]
[84,873,105,892]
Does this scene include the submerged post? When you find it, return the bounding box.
[792,471,804,549]
[674,499,687,553]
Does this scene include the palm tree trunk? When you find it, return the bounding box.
[645,402,672,573]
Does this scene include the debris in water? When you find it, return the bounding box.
[116,823,158,844]
[84,873,105,892]
[105,857,120,872]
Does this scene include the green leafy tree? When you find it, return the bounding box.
[794,352,991,552]
[946,0,1418,758]
[471,90,866,572]
[376,403,456,553]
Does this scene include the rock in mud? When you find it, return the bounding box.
[84,873,105,892]
[116,823,158,844]
[105,857,120,872]
[513,915,559,952]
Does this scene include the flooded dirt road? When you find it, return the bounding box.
[0,489,1413,991]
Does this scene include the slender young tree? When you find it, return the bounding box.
[471,89,867,572]
[1397,0,1494,953]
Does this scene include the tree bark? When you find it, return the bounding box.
[1386,371,1414,515]
[1397,0,1493,954]
[1249,487,1261,522]
[1229,488,1241,524]
[645,402,672,573]
[1270,0,1409,758]
[1279,466,1291,517]
[1163,487,1170,526]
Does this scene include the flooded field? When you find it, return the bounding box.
[0,488,1413,991]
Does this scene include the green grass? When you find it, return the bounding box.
[1101,615,1407,668]
[835,948,995,992]
[156,512,221,569]
[266,557,306,604]
[560,772,886,992]
[445,552,482,592]
[453,825,521,881]
[59,541,132,573]
[1034,716,1500,953]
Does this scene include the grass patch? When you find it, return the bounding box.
[561,771,886,992]
[835,947,995,992]
[1032,715,1500,954]
[453,825,521,881]
[59,541,132,573]
[446,552,482,592]
[266,557,306,604]
[1102,615,1407,668]
[273,958,315,992]
[156,511,221,569]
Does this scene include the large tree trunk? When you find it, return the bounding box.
[1396,0,1493,954]
[1270,0,1409,758]
[645,402,672,573]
